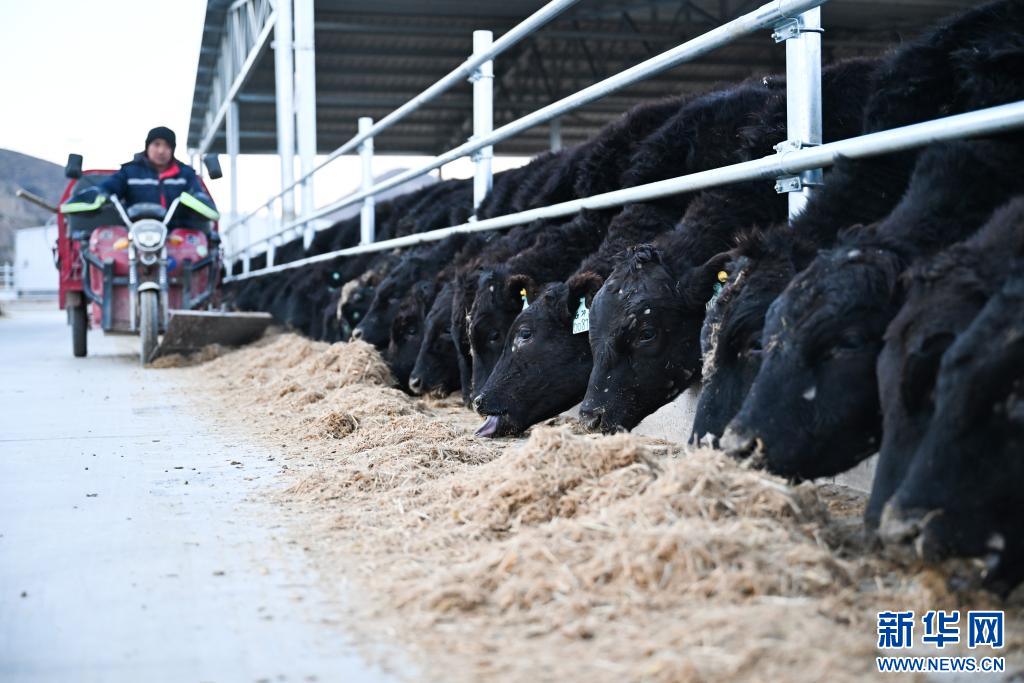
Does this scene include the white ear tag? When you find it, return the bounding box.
[572,297,590,335]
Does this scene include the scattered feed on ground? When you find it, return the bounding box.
[174,332,1024,682]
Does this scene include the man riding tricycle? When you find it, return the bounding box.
[56,126,224,363]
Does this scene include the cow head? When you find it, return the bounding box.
[468,268,540,397]
[473,281,593,437]
[721,241,903,479]
[866,253,986,527]
[409,282,461,397]
[450,271,479,406]
[692,230,812,446]
[341,268,383,339]
[578,245,727,433]
[879,269,1024,594]
[385,280,435,390]
[352,254,428,349]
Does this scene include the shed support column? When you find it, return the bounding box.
[359,117,375,245]
[773,7,822,221]
[273,0,296,226]
[226,100,240,222]
[226,99,241,270]
[294,0,317,249]
[471,30,494,212]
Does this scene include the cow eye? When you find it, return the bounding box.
[487,329,501,344]
[837,331,867,351]
[637,327,657,344]
[517,328,533,340]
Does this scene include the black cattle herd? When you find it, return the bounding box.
[226,1,1024,594]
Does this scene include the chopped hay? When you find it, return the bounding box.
[148,343,227,368]
[171,333,1024,683]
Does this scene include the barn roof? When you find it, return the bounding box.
[187,0,976,157]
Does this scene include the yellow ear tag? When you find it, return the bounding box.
[520,287,529,311]
[707,272,728,312]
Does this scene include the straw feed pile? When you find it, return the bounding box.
[179,332,1024,682]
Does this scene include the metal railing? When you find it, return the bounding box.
[222,0,826,279]
[219,0,582,272]
[221,0,1024,283]
[220,101,1024,278]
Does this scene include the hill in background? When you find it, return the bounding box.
[0,149,66,264]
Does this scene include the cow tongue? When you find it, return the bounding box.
[475,415,501,437]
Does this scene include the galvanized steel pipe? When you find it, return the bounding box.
[256,0,831,245]
[221,0,580,239]
[223,100,1024,282]
[471,30,495,211]
[781,7,823,218]
[359,117,375,245]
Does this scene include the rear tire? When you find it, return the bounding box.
[71,303,87,358]
[139,290,159,365]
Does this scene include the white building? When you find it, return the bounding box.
[14,222,59,298]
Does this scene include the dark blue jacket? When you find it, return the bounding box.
[99,152,217,214]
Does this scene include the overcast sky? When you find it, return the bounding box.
[0,1,526,215]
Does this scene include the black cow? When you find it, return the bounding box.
[693,0,1024,445]
[386,279,437,390]
[403,147,583,400]
[338,253,395,336]
[407,281,461,396]
[575,58,881,433]
[474,279,594,437]
[692,152,916,445]
[470,80,789,415]
[721,136,1024,479]
[464,95,695,396]
[471,195,752,436]
[468,211,608,396]
[879,259,1024,596]
[716,0,1024,475]
[352,232,469,348]
[473,77,812,436]
[867,197,1024,528]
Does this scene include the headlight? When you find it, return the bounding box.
[132,219,167,251]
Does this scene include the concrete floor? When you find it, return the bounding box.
[0,302,399,683]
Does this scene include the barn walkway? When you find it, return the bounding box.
[0,302,399,683]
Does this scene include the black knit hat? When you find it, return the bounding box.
[145,126,176,151]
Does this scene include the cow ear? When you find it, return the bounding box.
[901,332,955,413]
[506,274,539,310]
[567,271,605,312]
[678,251,733,310]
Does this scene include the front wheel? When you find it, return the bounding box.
[71,302,87,357]
[139,290,159,365]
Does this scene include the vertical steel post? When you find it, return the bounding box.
[294,0,318,250]
[471,30,494,211]
[359,117,375,245]
[226,100,240,222]
[273,0,296,223]
[242,219,251,274]
[225,100,241,272]
[549,117,563,152]
[775,7,822,220]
